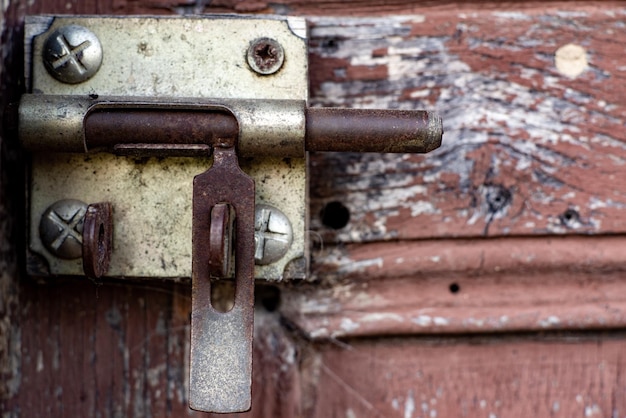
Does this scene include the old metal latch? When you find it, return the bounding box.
[13,15,443,413]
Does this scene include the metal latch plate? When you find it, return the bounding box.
[26,16,308,280]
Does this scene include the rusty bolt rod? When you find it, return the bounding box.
[83,107,442,154]
[305,108,442,154]
[85,109,239,151]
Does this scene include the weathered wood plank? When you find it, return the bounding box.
[0,0,29,412]
[5,279,300,417]
[306,10,626,243]
[285,236,626,338]
[210,1,626,16]
[309,335,626,418]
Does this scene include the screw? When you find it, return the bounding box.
[254,204,293,265]
[43,25,103,84]
[39,199,88,259]
[247,38,284,76]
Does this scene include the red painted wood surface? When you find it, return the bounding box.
[306,9,626,242]
[5,279,299,417]
[309,336,626,417]
[285,236,626,338]
[2,1,626,417]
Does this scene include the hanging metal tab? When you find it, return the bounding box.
[190,141,256,413]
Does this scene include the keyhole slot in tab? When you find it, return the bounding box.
[210,280,236,313]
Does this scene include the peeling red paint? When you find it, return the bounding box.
[307,11,626,243]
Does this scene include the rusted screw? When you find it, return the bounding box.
[246,38,284,76]
[42,25,103,84]
[254,204,293,265]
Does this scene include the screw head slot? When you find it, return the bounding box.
[42,25,103,84]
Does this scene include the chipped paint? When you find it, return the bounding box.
[360,313,405,323]
[294,235,626,339]
[340,317,360,332]
[392,397,400,410]
[146,364,166,387]
[433,317,449,326]
[309,12,626,243]
[337,257,384,274]
[584,404,602,417]
[404,390,415,418]
[555,44,588,78]
[539,316,561,328]
[412,315,433,327]
[491,12,532,21]
[310,328,330,339]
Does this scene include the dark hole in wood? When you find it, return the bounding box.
[449,283,460,294]
[485,184,512,214]
[560,208,580,227]
[320,201,350,230]
[256,285,281,312]
[321,37,339,53]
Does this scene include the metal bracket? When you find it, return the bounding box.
[24,15,309,281]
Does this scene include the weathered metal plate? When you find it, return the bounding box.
[27,15,307,99]
[26,15,308,280]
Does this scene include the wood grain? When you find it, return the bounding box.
[285,236,626,338]
[6,279,299,417]
[0,0,29,411]
[309,335,626,418]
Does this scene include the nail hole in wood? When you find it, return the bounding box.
[485,184,511,214]
[256,285,281,312]
[560,208,580,227]
[449,283,460,294]
[320,201,350,230]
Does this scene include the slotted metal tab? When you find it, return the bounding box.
[191,146,255,413]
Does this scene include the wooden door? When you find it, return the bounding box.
[3,1,626,417]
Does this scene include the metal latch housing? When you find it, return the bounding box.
[23,15,310,281]
[17,14,443,414]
